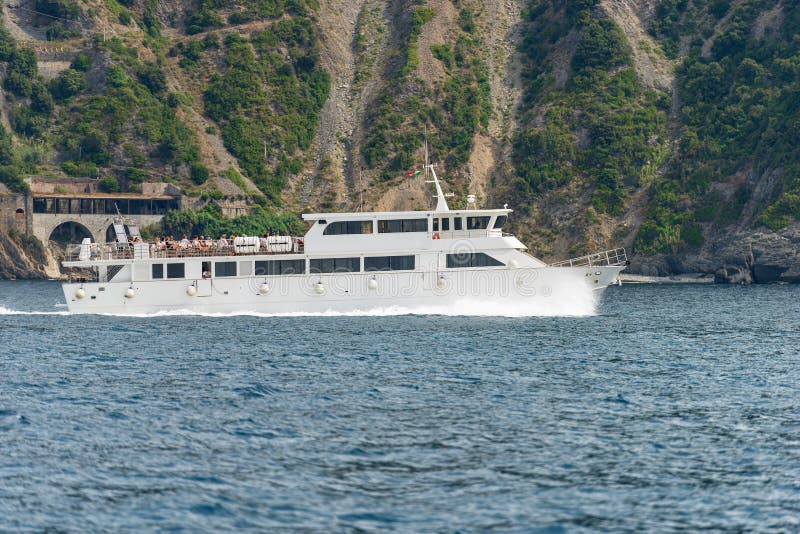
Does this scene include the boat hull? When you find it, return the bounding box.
[61,266,624,315]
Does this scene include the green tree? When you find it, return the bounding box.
[190,162,210,184]
[50,69,86,100]
[99,176,121,192]
[4,48,38,97]
[30,83,54,114]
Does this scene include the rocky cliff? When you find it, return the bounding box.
[0,229,49,279]
[0,0,798,281]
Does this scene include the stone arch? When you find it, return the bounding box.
[48,221,94,244]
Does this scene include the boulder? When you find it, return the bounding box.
[714,264,753,285]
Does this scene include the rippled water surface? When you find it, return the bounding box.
[1,280,799,531]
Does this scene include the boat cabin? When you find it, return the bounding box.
[302,208,512,254]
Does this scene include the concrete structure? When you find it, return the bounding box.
[32,212,168,244]
[2,176,254,246]
[0,188,31,235]
[0,178,183,246]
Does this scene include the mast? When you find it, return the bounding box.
[423,129,450,212]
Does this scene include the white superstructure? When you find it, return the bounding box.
[60,167,627,314]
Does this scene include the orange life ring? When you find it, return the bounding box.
[432,232,440,240]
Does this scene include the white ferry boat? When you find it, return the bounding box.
[61,166,627,314]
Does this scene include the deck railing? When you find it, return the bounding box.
[64,238,304,262]
[549,248,628,268]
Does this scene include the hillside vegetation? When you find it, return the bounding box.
[1,0,799,279]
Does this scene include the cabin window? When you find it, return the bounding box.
[466,216,491,230]
[493,216,507,229]
[239,261,253,276]
[215,261,237,277]
[433,218,450,231]
[310,257,360,273]
[453,217,463,231]
[166,263,185,279]
[364,255,415,271]
[377,218,428,233]
[446,252,504,268]
[255,259,306,276]
[152,264,164,279]
[323,220,372,235]
[433,218,438,231]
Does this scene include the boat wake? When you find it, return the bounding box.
[0,306,71,316]
[0,294,597,318]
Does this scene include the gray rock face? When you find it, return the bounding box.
[748,227,800,283]
[627,224,800,284]
[714,265,753,285]
[0,232,49,280]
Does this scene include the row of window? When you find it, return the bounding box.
[446,252,505,268]
[151,253,504,280]
[152,263,185,279]
[322,216,508,235]
[378,219,428,233]
[150,255,420,279]
[323,220,372,235]
[322,219,427,235]
[433,216,507,232]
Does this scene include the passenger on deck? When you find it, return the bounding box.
[204,235,213,249]
[219,234,229,251]
[180,235,190,250]
[192,236,201,249]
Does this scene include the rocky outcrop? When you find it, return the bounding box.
[627,224,800,284]
[0,231,49,279]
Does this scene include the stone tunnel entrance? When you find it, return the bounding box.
[48,221,94,244]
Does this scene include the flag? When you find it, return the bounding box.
[405,170,422,178]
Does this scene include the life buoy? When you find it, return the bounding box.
[432,232,440,240]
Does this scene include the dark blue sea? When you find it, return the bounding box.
[1,280,798,531]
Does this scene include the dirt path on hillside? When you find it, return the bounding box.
[296,0,403,211]
[310,0,365,201]
[468,0,525,204]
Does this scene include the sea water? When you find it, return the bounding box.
[0,280,798,531]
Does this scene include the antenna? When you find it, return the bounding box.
[424,125,429,184]
[358,167,364,212]
[423,128,450,212]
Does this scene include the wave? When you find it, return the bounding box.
[0,306,71,316]
[0,295,596,318]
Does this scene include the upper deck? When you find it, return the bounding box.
[64,236,303,263]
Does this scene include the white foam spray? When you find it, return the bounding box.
[0,289,597,318]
